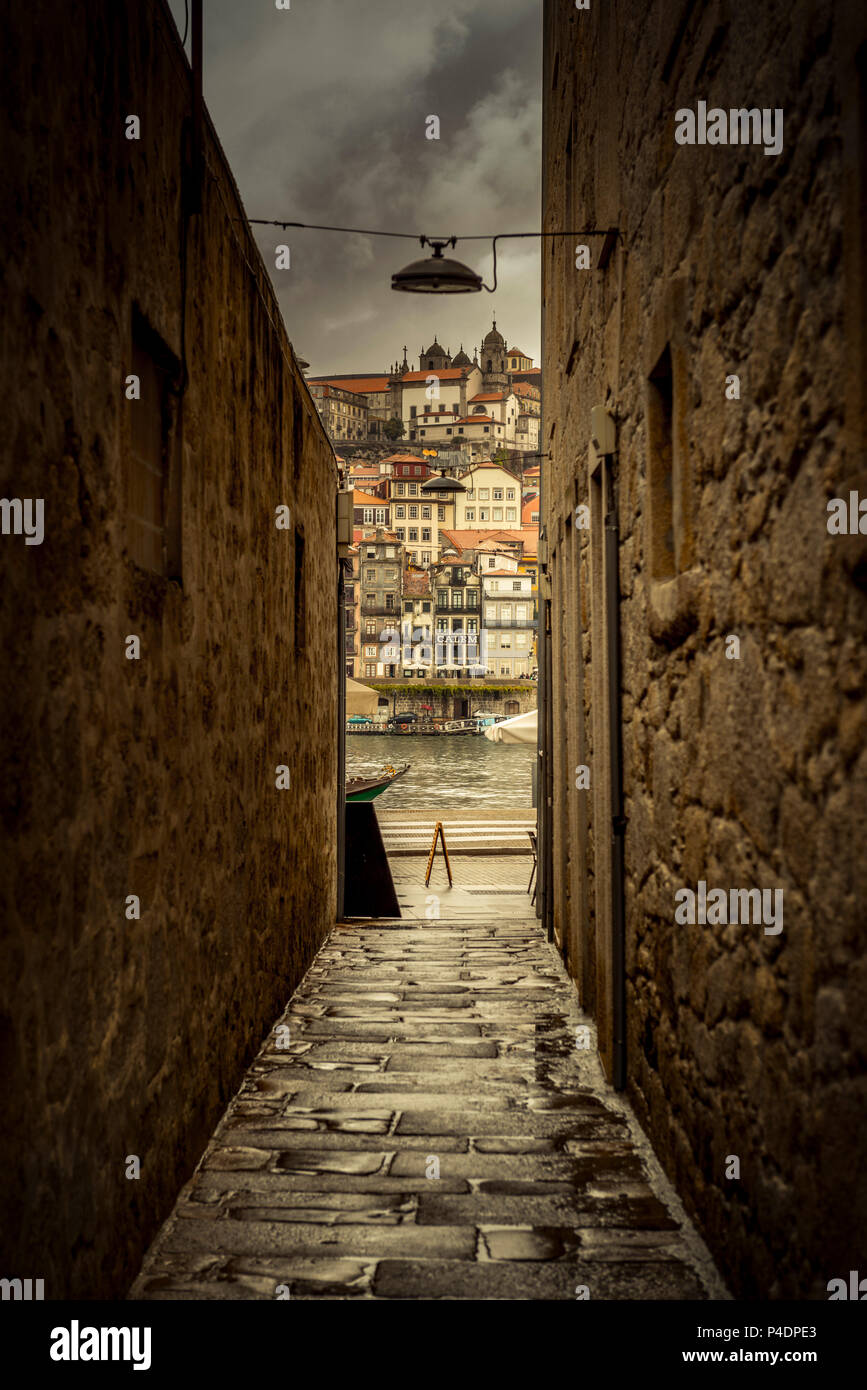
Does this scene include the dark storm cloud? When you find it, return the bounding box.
[167,0,541,374]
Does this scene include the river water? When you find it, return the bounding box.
[346,733,536,809]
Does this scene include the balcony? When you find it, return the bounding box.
[361,602,399,616]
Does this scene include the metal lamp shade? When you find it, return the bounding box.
[391,250,482,294]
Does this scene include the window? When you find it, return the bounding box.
[438,507,445,521]
[128,317,181,577]
[507,489,515,500]
[500,664,511,676]
[410,406,417,418]
[421,505,431,519]
[480,509,489,521]
[420,430,426,437]
[385,546,395,558]
[365,663,376,677]
[647,344,676,580]
[365,621,376,636]
[516,633,527,647]
[516,603,527,617]
[493,508,503,521]
[421,528,431,542]
[365,593,375,605]
[409,505,418,519]
[446,428,452,435]
[385,594,395,609]
[506,508,516,521]
[422,601,431,612]
[366,547,376,558]
[513,582,522,593]
[501,635,511,648]
[452,591,463,608]
[396,528,405,540]
[501,605,512,620]
[396,483,405,495]
[294,527,306,653]
[409,484,418,496]
[466,509,475,522]
[364,645,377,657]
[396,506,405,519]
[484,427,490,434]
[422,551,431,564]
[488,558,496,568]
[409,528,418,542]
[479,489,490,501]
[493,488,503,500]
[375,508,386,524]
[404,600,413,614]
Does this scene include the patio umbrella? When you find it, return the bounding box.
[484,709,537,744]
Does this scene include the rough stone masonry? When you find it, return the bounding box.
[542,0,867,1298]
[0,0,337,1298]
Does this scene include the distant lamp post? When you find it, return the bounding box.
[391,238,483,294]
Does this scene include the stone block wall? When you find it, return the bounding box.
[543,0,867,1296]
[0,0,338,1296]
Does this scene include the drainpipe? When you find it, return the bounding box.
[337,560,346,920]
[336,492,352,921]
[602,446,626,1090]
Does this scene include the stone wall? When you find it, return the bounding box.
[0,0,338,1297]
[543,0,867,1297]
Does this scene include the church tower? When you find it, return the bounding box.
[419,337,452,372]
[480,320,508,390]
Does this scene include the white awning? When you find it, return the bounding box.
[346,678,381,716]
[483,709,537,744]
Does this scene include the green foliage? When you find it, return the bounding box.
[368,682,526,696]
[383,417,404,440]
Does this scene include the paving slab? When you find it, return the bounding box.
[131,910,727,1302]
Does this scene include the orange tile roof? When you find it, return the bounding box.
[439,528,532,551]
[512,381,540,396]
[308,376,389,394]
[353,489,388,507]
[469,391,508,402]
[463,464,523,484]
[401,367,475,382]
[383,454,430,464]
[507,346,529,357]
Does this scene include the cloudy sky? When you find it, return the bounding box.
[167,0,542,376]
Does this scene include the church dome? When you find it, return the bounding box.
[482,320,505,349]
[451,345,472,367]
[424,339,447,357]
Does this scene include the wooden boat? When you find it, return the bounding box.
[345,762,410,803]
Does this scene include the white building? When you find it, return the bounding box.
[453,463,522,528]
[481,556,534,678]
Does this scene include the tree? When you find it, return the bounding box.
[384,417,404,441]
[492,445,510,466]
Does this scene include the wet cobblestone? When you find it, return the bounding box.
[130,918,726,1301]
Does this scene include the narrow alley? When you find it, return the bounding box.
[131,886,725,1300]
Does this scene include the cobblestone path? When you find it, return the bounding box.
[131,917,725,1300]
